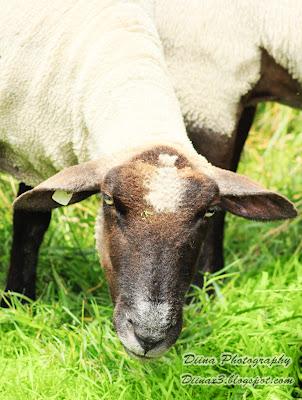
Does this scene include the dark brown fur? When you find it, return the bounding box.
[1,183,51,307]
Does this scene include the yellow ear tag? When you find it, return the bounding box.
[52,190,73,206]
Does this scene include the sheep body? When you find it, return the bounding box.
[0,0,298,358]
[155,0,302,136]
[0,0,192,186]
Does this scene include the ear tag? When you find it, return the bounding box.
[52,190,73,206]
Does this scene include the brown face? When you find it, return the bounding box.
[96,148,220,358]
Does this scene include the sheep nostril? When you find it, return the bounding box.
[127,318,133,325]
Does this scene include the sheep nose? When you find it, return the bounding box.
[133,331,164,353]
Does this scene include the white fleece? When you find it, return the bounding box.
[0,0,195,186]
[155,0,302,137]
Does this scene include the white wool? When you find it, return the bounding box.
[1,0,301,186]
[0,0,194,186]
[144,154,185,212]
[155,0,302,137]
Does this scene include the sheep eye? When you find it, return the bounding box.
[103,193,114,206]
[204,208,216,218]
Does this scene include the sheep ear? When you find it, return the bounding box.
[207,166,297,221]
[13,160,105,211]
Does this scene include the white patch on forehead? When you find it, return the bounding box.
[158,153,178,167]
[144,153,185,213]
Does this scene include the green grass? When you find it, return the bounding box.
[0,103,301,400]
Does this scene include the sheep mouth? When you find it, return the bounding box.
[125,348,156,360]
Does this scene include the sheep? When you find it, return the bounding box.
[0,0,297,359]
[155,0,302,277]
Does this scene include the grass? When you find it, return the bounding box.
[0,102,301,400]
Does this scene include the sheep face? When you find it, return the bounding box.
[96,148,220,358]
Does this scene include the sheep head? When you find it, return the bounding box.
[13,145,297,359]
